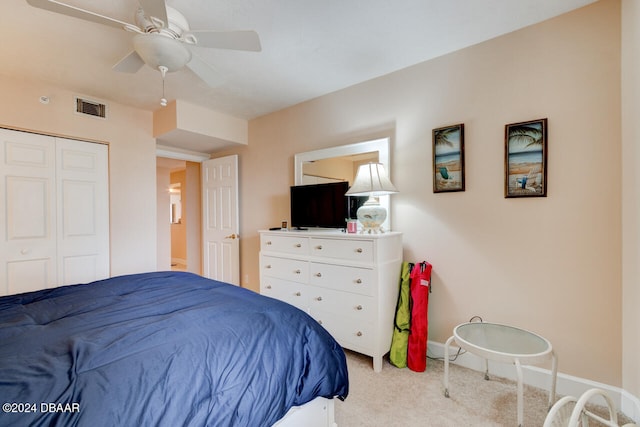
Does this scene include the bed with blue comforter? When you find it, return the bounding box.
[0,271,348,427]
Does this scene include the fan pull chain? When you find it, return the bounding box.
[159,65,168,107]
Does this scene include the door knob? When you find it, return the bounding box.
[225,233,238,239]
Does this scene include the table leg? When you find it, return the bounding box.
[373,355,383,373]
[443,335,455,398]
[515,358,523,427]
[548,351,558,410]
[484,358,490,380]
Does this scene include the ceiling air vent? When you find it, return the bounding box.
[75,97,107,119]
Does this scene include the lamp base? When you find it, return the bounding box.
[356,197,387,234]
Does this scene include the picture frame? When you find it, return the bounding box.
[505,118,547,198]
[432,123,465,193]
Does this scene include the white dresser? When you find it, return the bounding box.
[259,229,402,372]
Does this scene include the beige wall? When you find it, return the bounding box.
[218,0,625,386]
[622,0,640,401]
[0,76,158,276]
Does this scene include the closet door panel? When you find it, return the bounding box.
[0,129,56,295]
[7,259,52,295]
[57,138,109,285]
[7,177,49,239]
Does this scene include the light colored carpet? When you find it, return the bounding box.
[334,350,632,427]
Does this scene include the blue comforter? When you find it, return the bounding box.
[0,272,348,427]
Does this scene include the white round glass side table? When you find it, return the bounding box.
[443,322,558,427]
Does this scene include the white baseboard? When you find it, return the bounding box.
[428,340,640,423]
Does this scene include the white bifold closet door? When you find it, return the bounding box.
[0,128,109,296]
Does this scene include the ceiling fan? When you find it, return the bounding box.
[26,0,262,105]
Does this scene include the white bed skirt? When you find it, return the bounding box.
[272,397,337,427]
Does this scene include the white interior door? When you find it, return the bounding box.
[0,129,56,295]
[56,138,110,285]
[202,155,240,285]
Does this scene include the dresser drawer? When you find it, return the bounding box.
[309,238,374,263]
[311,308,374,351]
[261,277,308,311]
[308,287,374,319]
[309,263,374,296]
[261,255,308,282]
[261,234,309,255]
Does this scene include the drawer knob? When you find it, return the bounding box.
[355,279,362,284]
[355,305,363,311]
[295,243,301,248]
[294,269,301,274]
[265,265,272,269]
[356,248,363,253]
[316,245,323,250]
[295,292,301,296]
[356,331,363,337]
[318,320,323,325]
[315,272,322,277]
[315,296,323,301]
[266,241,272,245]
[266,285,272,289]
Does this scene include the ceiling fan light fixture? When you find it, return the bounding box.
[133,34,191,72]
[27,0,262,95]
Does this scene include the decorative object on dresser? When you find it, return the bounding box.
[345,163,398,234]
[259,229,403,372]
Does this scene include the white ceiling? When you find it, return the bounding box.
[1,0,596,122]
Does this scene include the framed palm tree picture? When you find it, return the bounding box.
[433,123,465,193]
[505,118,548,198]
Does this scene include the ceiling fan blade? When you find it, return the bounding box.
[26,0,134,30]
[186,53,224,88]
[139,0,168,28]
[189,30,262,52]
[112,51,145,73]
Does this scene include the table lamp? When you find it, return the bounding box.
[345,163,398,233]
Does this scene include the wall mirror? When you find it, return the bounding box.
[294,137,391,230]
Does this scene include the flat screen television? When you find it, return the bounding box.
[291,182,365,229]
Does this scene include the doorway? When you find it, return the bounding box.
[156,153,238,281]
[169,169,187,271]
[157,157,201,273]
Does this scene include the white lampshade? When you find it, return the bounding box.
[345,163,398,196]
[345,163,398,233]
